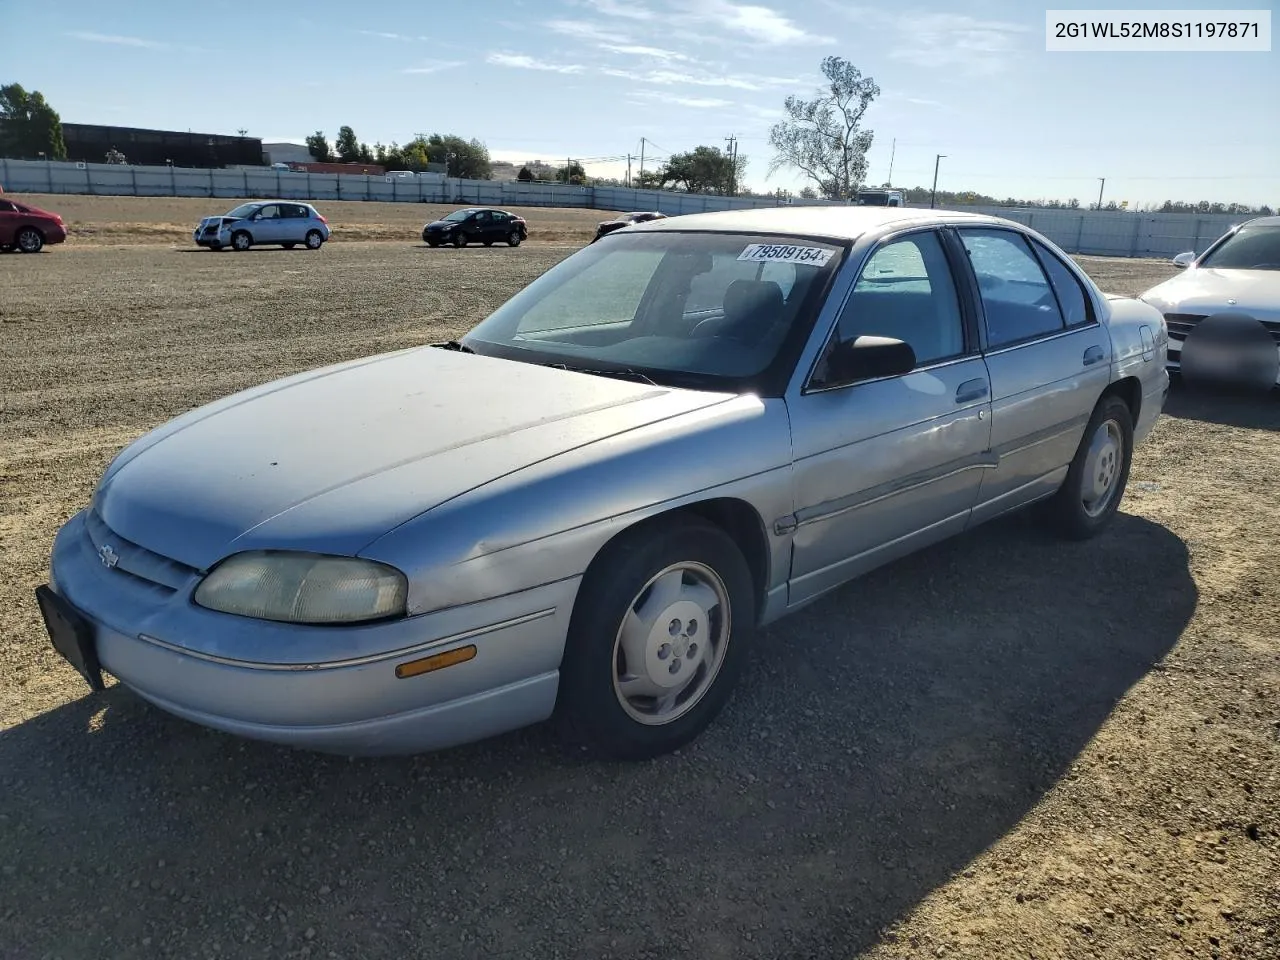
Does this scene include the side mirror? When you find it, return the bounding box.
[822,335,917,387]
[1171,251,1195,269]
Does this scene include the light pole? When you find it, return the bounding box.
[1097,177,1106,210]
[930,154,946,209]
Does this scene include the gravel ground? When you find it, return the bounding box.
[1,242,1277,960]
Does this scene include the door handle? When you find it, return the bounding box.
[1083,345,1105,366]
[955,379,989,403]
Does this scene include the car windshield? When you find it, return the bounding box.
[443,209,476,222]
[1198,225,1280,270]
[224,203,260,218]
[461,231,845,391]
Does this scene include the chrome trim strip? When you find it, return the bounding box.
[792,451,999,529]
[981,322,1104,358]
[992,413,1090,459]
[137,607,558,672]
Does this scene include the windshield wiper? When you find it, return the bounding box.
[544,363,659,386]
[434,339,476,353]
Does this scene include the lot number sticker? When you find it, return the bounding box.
[737,243,834,267]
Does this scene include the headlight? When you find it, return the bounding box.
[193,551,407,624]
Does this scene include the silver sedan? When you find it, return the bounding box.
[38,206,1169,760]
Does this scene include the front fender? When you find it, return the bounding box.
[360,395,796,616]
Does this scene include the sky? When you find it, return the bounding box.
[3,0,1277,206]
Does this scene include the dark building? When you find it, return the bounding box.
[59,123,265,168]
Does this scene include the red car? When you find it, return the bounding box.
[0,198,68,253]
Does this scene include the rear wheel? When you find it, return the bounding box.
[1042,393,1134,540]
[231,230,252,252]
[554,516,754,760]
[16,227,43,253]
[305,230,324,250]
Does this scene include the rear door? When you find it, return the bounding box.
[953,226,1112,524]
[281,203,310,241]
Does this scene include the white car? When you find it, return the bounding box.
[1140,216,1280,389]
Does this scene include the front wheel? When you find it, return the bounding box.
[231,230,252,252]
[305,230,324,250]
[452,232,467,248]
[1042,393,1134,539]
[16,227,43,253]
[554,516,754,760]
[507,230,522,247]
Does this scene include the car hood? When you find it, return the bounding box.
[1141,267,1280,322]
[93,347,734,570]
[424,220,459,229]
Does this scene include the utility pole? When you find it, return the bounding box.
[639,138,646,185]
[626,154,633,187]
[724,135,738,196]
[1097,177,1106,210]
[930,154,946,209]
[887,137,896,186]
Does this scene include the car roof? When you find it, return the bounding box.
[624,205,1017,241]
[1239,215,1280,227]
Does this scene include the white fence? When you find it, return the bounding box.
[0,157,1251,259]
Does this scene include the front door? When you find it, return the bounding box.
[953,227,1113,524]
[251,204,285,243]
[787,227,993,607]
[0,199,18,246]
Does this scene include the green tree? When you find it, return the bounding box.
[555,160,586,185]
[402,136,431,171]
[768,56,879,200]
[305,130,332,162]
[426,134,492,179]
[335,125,360,162]
[357,142,375,164]
[656,146,745,195]
[517,165,534,182]
[0,83,67,160]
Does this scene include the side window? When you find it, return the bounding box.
[257,205,280,219]
[476,211,491,223]
[959,229,1065,348]
[492,212,508,223]
[1030,239,1093,328]
[0,200,16,213]
[834,230,966,366]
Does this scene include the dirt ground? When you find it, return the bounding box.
[6,191,624,245]
[1,238,1277,960]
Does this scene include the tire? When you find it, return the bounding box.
[452,232,466,248]
[231,230,252,252]
[507,230,522,247]
[305,230,323,250]
[427,240,440,248]
[16,227,43,253]
[554,516,754,761]
[1043,393,1134,540]
[282,242,296,250]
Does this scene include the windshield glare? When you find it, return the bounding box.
[1199,225,1280,270]
[225,203,259,219]
[462,231,844,388]
[443,209,475,222]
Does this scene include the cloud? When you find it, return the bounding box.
[487,52,586,74]
[599,42,692,60]
[67,31,166,49]
[631,91,733,108]
[602,64,800,91]
[692,0,833,45]
[402,60,464,74]
[889,13,1029,74]
[581,0,658,20]
[547,19,632,44]
[359,30,415,41]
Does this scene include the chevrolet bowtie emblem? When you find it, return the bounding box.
[99,544,119,569]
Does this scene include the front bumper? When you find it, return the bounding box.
[43,509,578,755]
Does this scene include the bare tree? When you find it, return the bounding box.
[768,57,879,201]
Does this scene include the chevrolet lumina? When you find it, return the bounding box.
[38,207,1169,761]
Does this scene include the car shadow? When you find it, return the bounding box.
[1163,377,1280,431]
[0,513,1194,960]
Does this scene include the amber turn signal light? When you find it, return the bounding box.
[394,644,477,679]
